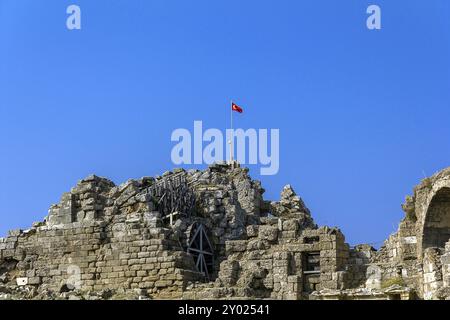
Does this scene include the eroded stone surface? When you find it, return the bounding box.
[1,163,449,300]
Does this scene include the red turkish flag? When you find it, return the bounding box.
[231,102,243,113]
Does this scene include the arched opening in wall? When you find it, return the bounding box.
[423,187,450,250]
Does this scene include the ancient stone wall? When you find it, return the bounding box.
[368,168,450,299]
[1,163,450,300]
[0,163,267,299]
[0,211,201,299]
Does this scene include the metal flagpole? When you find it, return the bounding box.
[229,100,234,163]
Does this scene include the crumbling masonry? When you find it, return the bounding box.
[1,163,450,300]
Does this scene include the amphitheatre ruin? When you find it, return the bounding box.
[0,162,449,300]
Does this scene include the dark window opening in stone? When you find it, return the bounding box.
[302,252,321,294]
[303,236,320,244]
[71,210,78,223]
[388,294,401,300]
[0,258,18,275]
[187,223,214,281]
[303,252,321,273]
[423,187,450,250]
[302,273,320,294]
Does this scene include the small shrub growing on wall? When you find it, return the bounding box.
[381,277,406,289]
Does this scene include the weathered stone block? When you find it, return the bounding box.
[259,226,278,242]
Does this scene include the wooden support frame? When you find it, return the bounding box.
[187,223,214,281]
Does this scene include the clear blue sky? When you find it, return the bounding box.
[1,1,450,247]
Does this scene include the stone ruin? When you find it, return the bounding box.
[0,162,449,300]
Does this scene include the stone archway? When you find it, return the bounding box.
[422,187,450,251]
